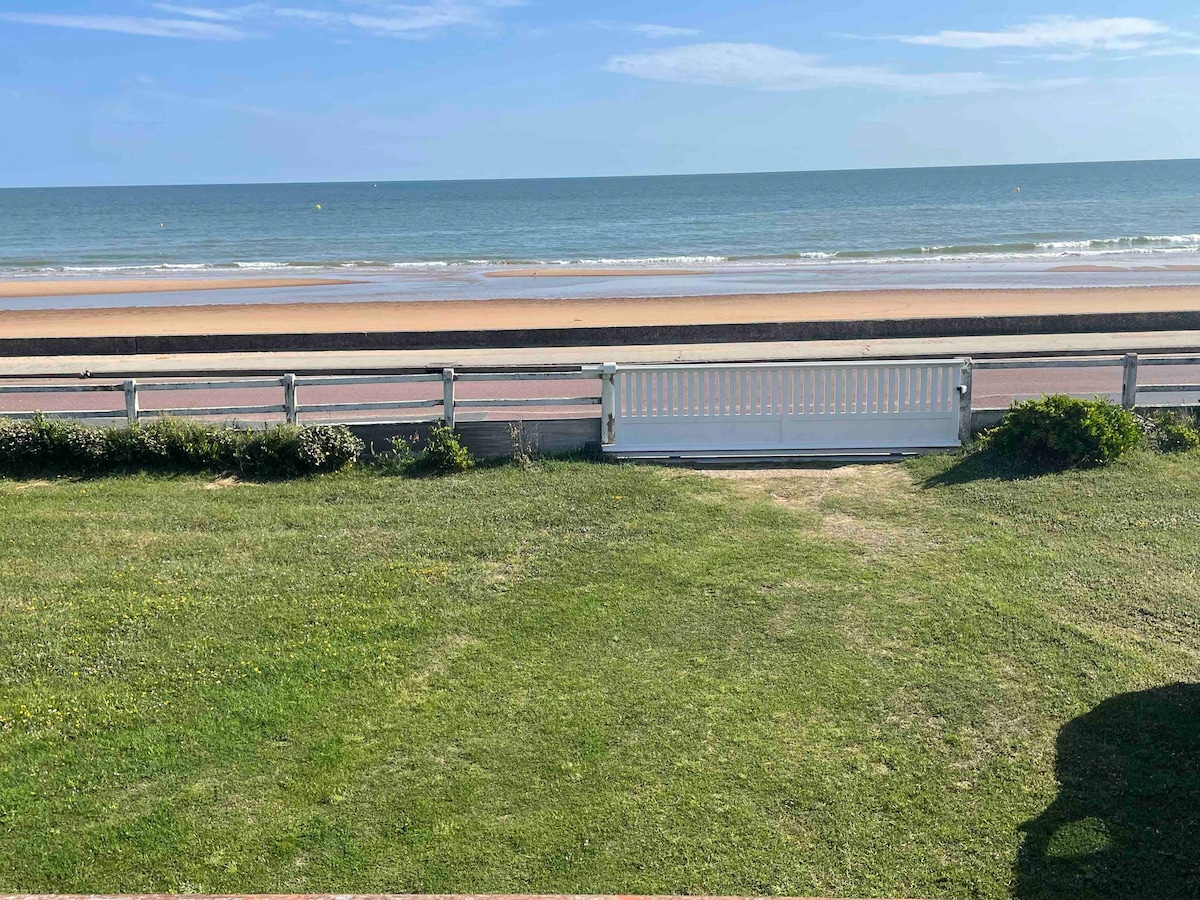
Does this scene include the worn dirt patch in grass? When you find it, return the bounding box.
[820,512,907,555]
[683,464,915,554]
[690,463,910,509]
[0,478,54,492]
[203,475,257,490]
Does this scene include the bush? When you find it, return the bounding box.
[420,423,473,473]
[0,417,363,478]
[369,435,416,476]
[1157,419,1200,453]
[297,424,364,471]
[0,414,108,472]
[106,418,226,470]
[986,395,1141,468]
[1137,410,1200,453]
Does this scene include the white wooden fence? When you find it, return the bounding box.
[0,369,600,427]
[3,351,1200,458]
[598,360,969,456]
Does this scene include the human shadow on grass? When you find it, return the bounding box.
[1013,683,1200,899]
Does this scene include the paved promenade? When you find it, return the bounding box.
[1,894,924,900]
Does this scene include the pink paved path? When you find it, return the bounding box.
[1,894,926,900]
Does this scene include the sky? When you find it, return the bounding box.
[2,1,1200,186]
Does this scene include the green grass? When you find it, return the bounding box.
[1,452,1198,898]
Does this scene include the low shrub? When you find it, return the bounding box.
[986,395,1141,468]
[1157,419,1200,453]
[1137,410,1200,453]
[106,418,229,470]
[297,424,364,471]
[368,435,416,475]
[420,423,473,474]
[0,414,108,471]
[0,416,363,478]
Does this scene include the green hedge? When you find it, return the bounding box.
[0,416,364,478]
[986,395,1141,468]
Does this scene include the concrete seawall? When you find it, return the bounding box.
[349,418,602,460]
[9,309,1200,357]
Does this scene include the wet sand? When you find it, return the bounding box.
[485,268,701,277]
[1050,264,1200,273]
[0,277,358,299]
[6,285,1200,339]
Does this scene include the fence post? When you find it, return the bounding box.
[442,367,456,429]
[1121,353,1139,409]
[123,379,139,426]
[957,358,973,445]
[600,362,617,445]
[283,373,298,425]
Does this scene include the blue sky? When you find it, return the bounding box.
[2,1,1199,185]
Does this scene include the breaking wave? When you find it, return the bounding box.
[5,234,1200,276]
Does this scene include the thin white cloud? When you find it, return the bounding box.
[277,1,521,37]
[347,8,488,36]
[586,20,701,38]
[605,42,1066,95]
[274,7,340,24]
[629,23,700,38]
[1143,45,1200,57]
[0,1,521,40]
[150,3,258,21]
[276,7,338,21]
[897,16,1168,51]
[0,11,246,39]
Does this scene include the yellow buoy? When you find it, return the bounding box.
[315,203,322,210]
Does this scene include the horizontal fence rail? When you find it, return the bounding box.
[1136,384,1200,393]
[973,357,1123,370]
[1,409,128,420]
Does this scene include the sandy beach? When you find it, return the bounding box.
[0,277,358,300]
[4,284,1200,339]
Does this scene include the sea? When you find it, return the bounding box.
[2,158,1199,309]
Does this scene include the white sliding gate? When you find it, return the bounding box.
[601,359,969,457]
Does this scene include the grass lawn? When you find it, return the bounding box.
[1,452,1198,898]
